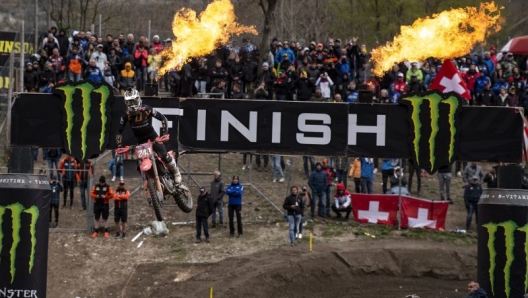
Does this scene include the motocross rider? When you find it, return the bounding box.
[116,88,181,183]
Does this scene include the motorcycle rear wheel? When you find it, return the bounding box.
[174,179,193,213]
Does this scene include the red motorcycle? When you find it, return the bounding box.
[116,134,193,221]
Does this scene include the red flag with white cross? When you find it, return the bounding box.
[401,196,449,230]
[351,194,398,226]
[429,58,471,100]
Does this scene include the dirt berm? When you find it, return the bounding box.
[120,239,476,298]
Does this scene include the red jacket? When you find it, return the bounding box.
[322,166,336,185]
[152,42,164,54]
[393,81,407,94]
[133,46,148,67]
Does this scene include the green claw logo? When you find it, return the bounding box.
[53,81,113,161]
[483,221,528,298]
[400,91,463,174]
[0,203,39,284]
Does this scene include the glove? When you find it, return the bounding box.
[116,134,123,147]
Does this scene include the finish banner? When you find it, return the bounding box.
[478,188,528,298]
[11,91,523,169]
[0,174,51,298]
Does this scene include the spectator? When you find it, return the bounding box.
[387,176,410,196]
[196,187,215,243]
[194,57,208,97]
[38,62,56,89]
[124,34,135,58]
[91,44,108,72]
[274,70,289,100]
[407,74,423,93]
[65,45,85,82]
[103,61,116,87]
[463,162,484,185]
[308,162,329,218]
[334,157,348,187]
[464,176,483,231]
[393,72,407,94]
[271,155,285,183]
[210,79,227,99]
[302,156,315,180]
[76,160,92,211]
[483,168,497,188]
[151,35,164,54]
[474,69,490,95]
[295,186,311,238]
[510,68,525,96]
[84,43,96,66]
[108,48,122,79]
[23,62,39,92]
[407,159,422,196]
[85,59,103,83]
[43,148,62,180]
[475,83,496,106]
[492,75,508,96]
[348,157,361,193]
[379,89,390,103]
[209,59,228,91]
[508,86,519,107]
[283,185,302,246]
[275,40,295,65]
[90,176,114,238]
[294,70,315,101]
[42,34,59,57]
[41,80,55,93]
[405,62,423,83]
[210,170,225,228]
[147,48,161,84]
[423,65,437,90]
[345,81,359,103]
[310,87,324,102]
[257,62,276,100]
[113,181,130,239]
[226,176,244,238]
[231,84,245,99]
[381,159,397,194]
[315,72,334,101]
[331,183,352,220]
[109,151,124,182]
[438,164,453,204]
[467,281,488,298]
[255,154,269,171]
[388,84,401,103]
[119,62,136,92]
[389,166,408,188]
[58,155,78,209]
[501,52,517,77]
[49,179,62,228]
[321,158,335,216]
[133,41,149,91]
[241,54,257,94]
[360,158,375,194]
[253,81,268,99]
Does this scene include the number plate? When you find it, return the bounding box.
[135,143,153,158]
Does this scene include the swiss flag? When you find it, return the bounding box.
[429,58,471,100]
[401,196,449,230]
[351,194,399,226]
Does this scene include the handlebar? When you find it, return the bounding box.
[115,134,170,154]
[115,147,130,154]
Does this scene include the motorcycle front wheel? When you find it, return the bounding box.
[147,178,164,221]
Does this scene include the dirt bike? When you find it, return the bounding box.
[116,134,193,221]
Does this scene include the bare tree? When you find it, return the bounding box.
[257,0,277,73]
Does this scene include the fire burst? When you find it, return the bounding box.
[371,2,503,77]
[158,0,258,75]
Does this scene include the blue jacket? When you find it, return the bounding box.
[346,90,358,103]
[308,169,328,193]
[275,48,295,65]
[360,158,374,179]
[475,76,491,94]
[381,159,396,171]
[483,57,495,75]
[335,60,350,78]
[86,66,103,83]
[492,81,508,95]
[226,182,243,205]
[50,182,63,205]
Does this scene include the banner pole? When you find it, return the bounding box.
[397,159,402,231]
[19,20,25,93]
[6,50,15,148]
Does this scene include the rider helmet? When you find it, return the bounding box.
[124,88,142,112]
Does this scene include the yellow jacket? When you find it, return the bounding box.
[348,158,361,178]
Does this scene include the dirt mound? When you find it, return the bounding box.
[121,239,476,298]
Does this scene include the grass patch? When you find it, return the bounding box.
[321,222,345,238]
[170,247,187,261]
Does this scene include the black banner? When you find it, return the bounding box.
[11,94,523,164]
[11,93,181,152]
[0,174,50,298]
[0,31,35,65]
[478,189,528,298]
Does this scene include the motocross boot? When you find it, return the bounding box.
[167,159,182,184]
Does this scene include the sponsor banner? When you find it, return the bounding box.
[478,189,528,298]
[351,194,399,226]
[400,196,449,230]
[11,94,523,166]
[11,91,181,153]
[0,174,50,298]
[53,81,114,161]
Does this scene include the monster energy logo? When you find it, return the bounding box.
[0,203,39,284]
[401,92,461,173]
[483,220,528,298]
[54,81,111,160]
